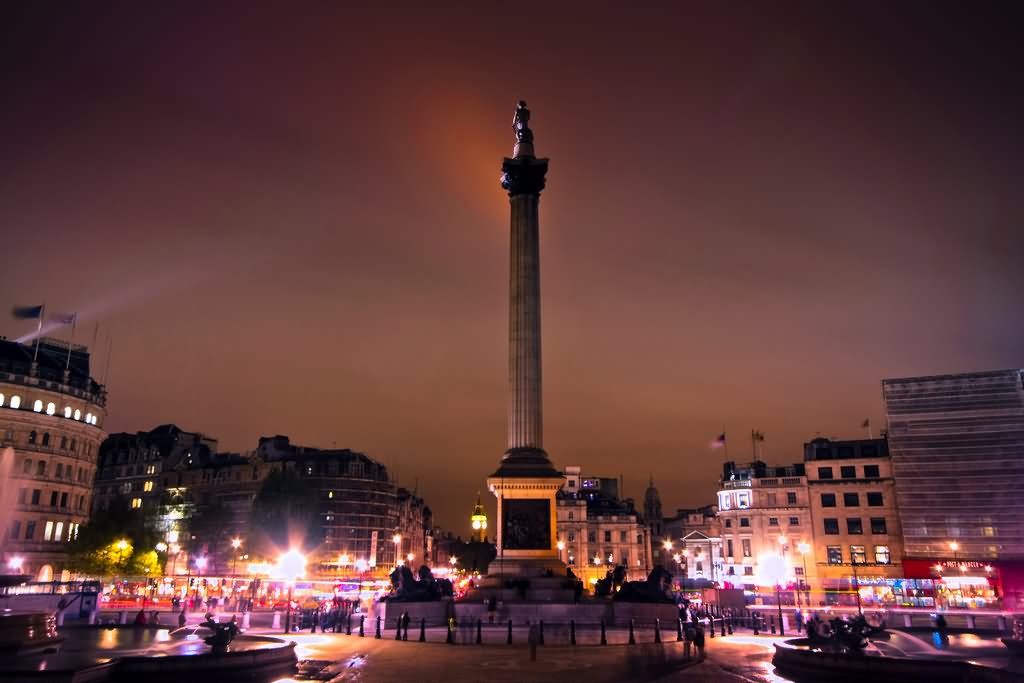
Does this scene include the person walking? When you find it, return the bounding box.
[694,623,706,662]
[683,619,695,660]
[527,620,540,662]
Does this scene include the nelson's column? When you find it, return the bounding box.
[484,101,567,583]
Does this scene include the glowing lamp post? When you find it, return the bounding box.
[8,556,24,573]
[277,549,306,634]
[797,542,811,606]
[230,538,242,601]
[556,540,565,563]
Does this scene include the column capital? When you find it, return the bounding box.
[501,156,548,196]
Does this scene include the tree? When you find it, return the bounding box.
[67,496,162,576]
[247,467,321,561]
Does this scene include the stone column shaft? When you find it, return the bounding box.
[508,193,542,450]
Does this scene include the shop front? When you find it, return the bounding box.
[902,558,1002,610]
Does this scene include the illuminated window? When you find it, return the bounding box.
[850,545,867,564]
[44,521,54,541]
[146,465,155,475]
[983,526,995,537]
[73,409,81,420]
[46,402,55,416]
[827,546,843,564]
[737,492,750,509]
[85,413,92,424]
[10,395,21,409]
[0,393,4,406]
[143,481,154,492]
[54,521,64,541]
[742,539,751,557]
[874,545,891,564]
[64,406,72,418]
[33,400,43,413]
[131,498,142,509]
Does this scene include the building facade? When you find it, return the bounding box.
[717,461,814,593]
[804,437,904,607]
[883,370,1024,560]
[0,337,107,579]
[555,466,653,587]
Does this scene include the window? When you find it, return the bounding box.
[766,493,777,506]
[567,531,575,542]
[843,493,859,507]
[9,395,20,409]
[131,497,142,509]
[850,545,867,564]
[620,531,627,542]
[147,465,156,475]
[64,406,72,418]
[42,432,50,446]
[568,480,575,488]
[587,531,596,543]
[725,519,732,528]
[870,518,887,534]
[743,566,754,575]
[739,517,750,527]
[636,534,643,544]
[36,461,45,476]
[726,539,734,557]
[737,492,750,508]
[840,466,856,479]
[847,518,863,534]
[49,491,58,507]
[874,545,891,564]
[863,465,880,478]
[29,431,37,445]
[742,539,751,557]
[144,481,154,492]
[59,492,67,508]
[818,467,833,479]
[827,546,843,564]
[10,520,20,540]
[604,531,611,543]
[54,521,64,541]
[31,490,40,505]
[867,492,883,506]
[55,463,63,479]
[789,517,800,526]
[824,518,840,535]
[821,493,836,507]
[33,399,43,413]
[44,520,53,541]
[22,459,31,474]
[787,492,797,505]
[768,517,779,526]
[25,521,35,540]
[567,511,573,520]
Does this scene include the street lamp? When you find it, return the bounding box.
[277,549,306,634]
[851,554,863,616]
[392,534,401,566]
[230,538,242,603]
[797,542,811,606]
[7,556,24,573]
[776,536,790,636]
[949,541,959,564]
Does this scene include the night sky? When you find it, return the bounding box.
[3,2,1023,532]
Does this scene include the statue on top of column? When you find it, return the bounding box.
[513,100,533,145]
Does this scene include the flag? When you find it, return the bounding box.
[710,433,727,449]
[49,312,77,325]
[12,305,43,319]
[861,418,870,429]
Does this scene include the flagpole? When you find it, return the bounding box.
[32,303,45,364]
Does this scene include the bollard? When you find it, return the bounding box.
[56,610,65,627]
[753,614,759,636]
[539,620,544,646]
[570,619,576,646]
[446,620,454,644]
[272,611,281,630]
[403,614,409,641]
[419,618,426,642]
[770,614,776,634]
[628,618,636,645]
[507,619,513,644]
[312,609,318,633]
[242,612,251,630]
[727,619,733,635]
[346,613,352,635]
[709,619,715,638]
[359,615,365,637]
[654,618,661,644]
[476,619,482,644]
[721,619,726,637]
[375,615,382,639]
[600,618,607,645]
[677,618,683,641]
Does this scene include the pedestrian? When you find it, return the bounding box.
[527,620,540,662]
[694,623,706,662]
[134,609,147,626]
[150,610,160,625]
[683,620,695,660]
[794,609,804,632]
